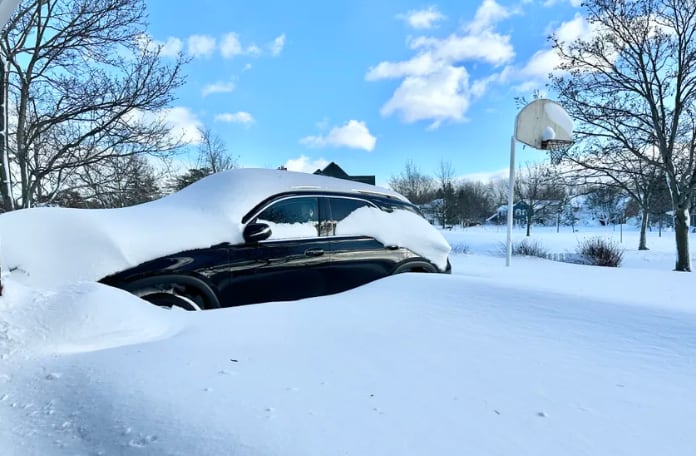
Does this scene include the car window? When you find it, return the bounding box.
[326,197,374,236]
[256,197,320,239]
[392,203,422,216]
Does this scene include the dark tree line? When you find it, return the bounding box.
[388,158,675,243]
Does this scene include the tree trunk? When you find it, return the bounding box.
[556,211,560,233]
[526,211,531,237]
[673,207,692,272]
[0,157,12,211]
[638,208,649,250]
[0,58,12,212]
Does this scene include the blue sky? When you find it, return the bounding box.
[144,0,585,185]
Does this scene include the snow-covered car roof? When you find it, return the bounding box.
[1,169,449,287]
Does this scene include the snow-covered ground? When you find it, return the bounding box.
[1,223,695,455]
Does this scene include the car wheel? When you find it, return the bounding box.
[392,261,437,275]
[142,292,203,311]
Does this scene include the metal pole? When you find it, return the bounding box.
[506,135,516,266]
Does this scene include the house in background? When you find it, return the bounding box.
[313,162,375,186]
[487,201,533,226]
[487,200,565,227]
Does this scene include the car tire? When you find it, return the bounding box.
[392,260,438,274]
[142,292,203,311]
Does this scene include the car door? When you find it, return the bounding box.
[324,196,410,294]
[217,196,332,306]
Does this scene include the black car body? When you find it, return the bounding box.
[100,187,451,310]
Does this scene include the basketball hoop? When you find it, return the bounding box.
[507,99,573,267]
[542,139,573,165]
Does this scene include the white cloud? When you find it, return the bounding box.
[135,34,154,53]
[220,33,262,58]
[153,32,284,61]
[380,66,472,129]
[554,13,595,43]
[467,0,511,34]
[410,31,514,66]
[544,0,582,7]
[246,44,262,56]
[270,34,286,56]
[201,81,235,97]
[160,37,183,57]
[220,33,243,58]
[300,120,377,152]
[366,53,439,80]
[188,35,216,58]
[516,14,597,86]
[242,63,253,71]
[397,6,446,29]
[136,34,182,57]
[215,111,255,126]
[460,168,509,183]
[283,155,330,173]
[367,0,514,128]
[159,107,204,144]
[519,48,560,80]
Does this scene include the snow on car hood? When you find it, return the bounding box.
[0,168,447,287]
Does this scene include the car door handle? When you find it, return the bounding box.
[304,248,325,257]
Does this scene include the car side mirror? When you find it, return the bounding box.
[243,223,272,243]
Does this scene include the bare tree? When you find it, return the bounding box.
[564,145,665,249]
[435,160,457,228]
[515,163,565,236]
[388,160,435,204]
[197,127,237,173]
[170,127,237,192]
[585,184,627,226]
[456,181,496,226]
[487,177,510,208]
[0,0,186,210]
[64,155,162,208]
[550,0,696,271]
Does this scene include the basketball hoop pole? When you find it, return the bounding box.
[506,135,515,267]
[505,98,573,267]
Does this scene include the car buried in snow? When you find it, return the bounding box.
[0,169,451,310]
[98,169,451,310]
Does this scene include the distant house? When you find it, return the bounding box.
[417,199,440,225]
[488,200,563,226]
[313,162,375,186]
[488,202,531,225]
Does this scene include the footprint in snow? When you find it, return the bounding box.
[128,434,158,448]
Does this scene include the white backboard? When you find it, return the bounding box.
[514,99,573,149]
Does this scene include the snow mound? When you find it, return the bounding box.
[1,280,183,355]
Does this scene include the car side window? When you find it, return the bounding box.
[326,197,374,236]
[256,197,320,239]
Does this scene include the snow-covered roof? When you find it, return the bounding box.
[0,168,448,287]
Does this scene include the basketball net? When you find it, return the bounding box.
[541,139,573,165]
